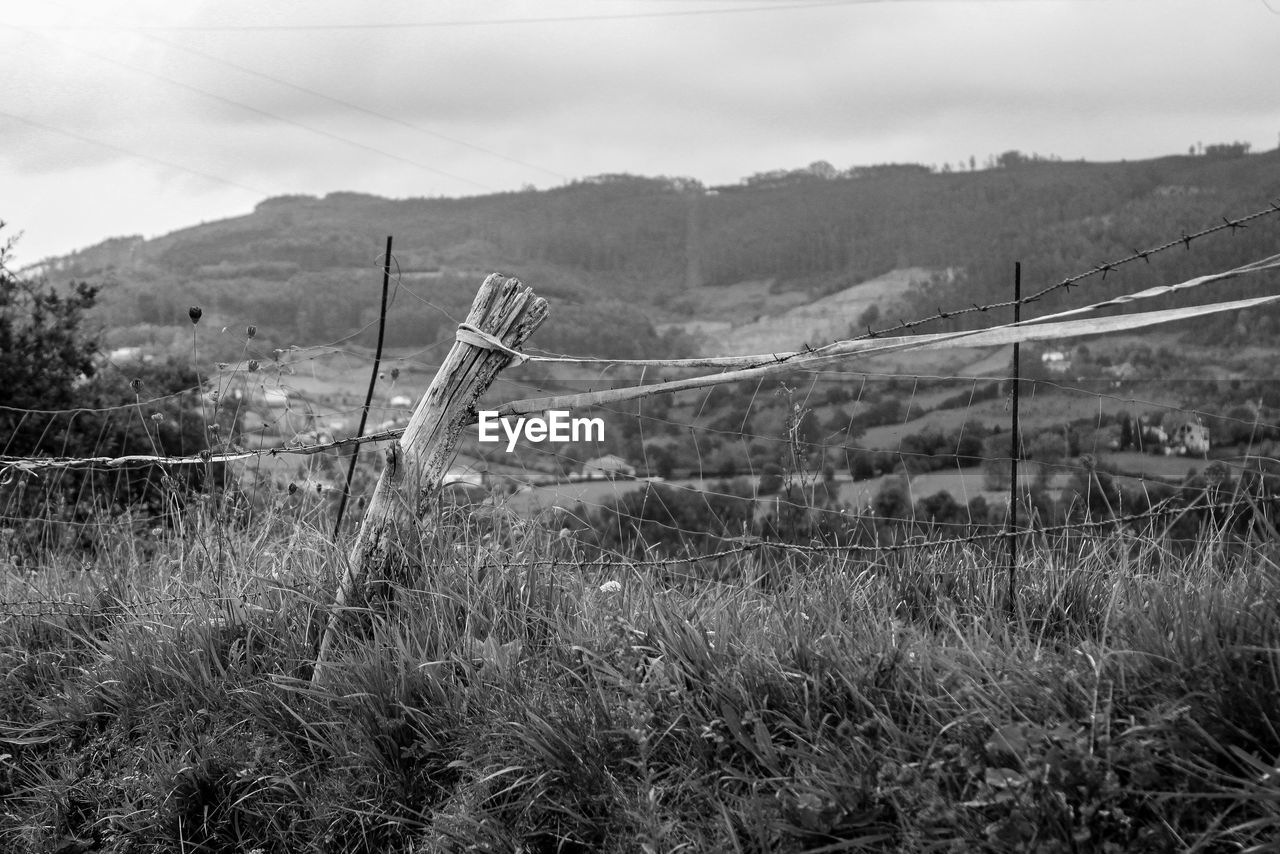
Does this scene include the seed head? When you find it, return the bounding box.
[129,377,144,394]
[188,306,203,324]
[248,360,260,373]
[246,324,257,339]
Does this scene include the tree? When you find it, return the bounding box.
[590,482,753,554]
[954,422,987,466]
[1026,430,1068,465]
[644,443,675,479]
[916,490,965,527]
[824,407,853,437]
[807,160,838,180]
[758,462,784,496]
[873,475,913,526]
[1,226,216,540]
[824,385,850,406]
[708,444,745,479]
[0,225,101,455]
[996,150,1028,169]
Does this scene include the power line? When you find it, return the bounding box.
[15,26,496,193]
[5,1,1130,33]
[4,2,869,32]
[132,34,569,183]
[34,0,567,183]
[0,109,273,196]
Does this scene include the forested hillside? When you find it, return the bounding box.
[40,143,1280,361]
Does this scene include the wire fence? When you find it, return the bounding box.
[3,202,1280,620]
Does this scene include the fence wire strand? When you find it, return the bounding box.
[4,203,1280,605]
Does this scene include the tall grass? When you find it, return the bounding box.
[3,498,1280,852]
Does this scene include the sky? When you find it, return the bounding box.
[2,0,1278,266]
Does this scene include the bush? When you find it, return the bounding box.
[1,227,219,552]
[589,481,754,553]
[0,226,100,448]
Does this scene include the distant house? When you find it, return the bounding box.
[389,394,413,408]
[581,455,636,480]
[106,346,148,364]
[1040,350,1071,374]
[1172,421,1210,455]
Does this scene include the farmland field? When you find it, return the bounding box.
[5,497,1280,852]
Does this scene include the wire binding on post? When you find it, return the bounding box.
[455,322,531,366]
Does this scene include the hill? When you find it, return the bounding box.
[34,144,1280,364]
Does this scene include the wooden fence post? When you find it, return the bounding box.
[312,273,548,684]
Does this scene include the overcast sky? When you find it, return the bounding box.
[2,0,1277,266]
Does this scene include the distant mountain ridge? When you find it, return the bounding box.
[37,146,1280,361]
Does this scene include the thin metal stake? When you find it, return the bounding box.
[334,235,393,539]
[1007,261,1021,620]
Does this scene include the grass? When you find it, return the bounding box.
[3,499,1280,852]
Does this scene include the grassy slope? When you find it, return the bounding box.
[3,503,1280,853]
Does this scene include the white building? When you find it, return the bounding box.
[581,455,636,480]
[1040,351,1071,374]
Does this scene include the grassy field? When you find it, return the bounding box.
[1099,451,1207,481]
[858,385,1185,453]
[500,468,1073,522]
[3,499,1280,853]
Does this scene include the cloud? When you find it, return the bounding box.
[4,0,1277,262]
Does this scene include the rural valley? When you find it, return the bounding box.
[5,144,1280,852]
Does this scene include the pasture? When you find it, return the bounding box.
[3,496,1279,852]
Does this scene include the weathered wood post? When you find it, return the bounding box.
[312,273,548,684]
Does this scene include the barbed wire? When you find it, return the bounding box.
[4,209,1279,543]
[404,245,1280,373]
[4,386,1276,501]
[859,201,1280,340]
[76,205,1268,417]
[5,299,1241,476]
[4,216,1275,442]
